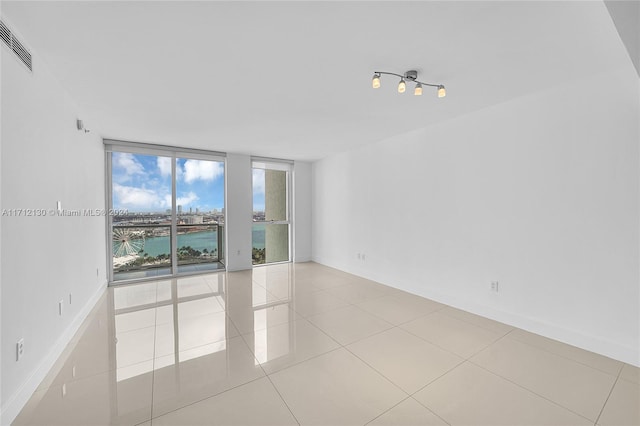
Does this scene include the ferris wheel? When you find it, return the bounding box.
[113,228,145,257]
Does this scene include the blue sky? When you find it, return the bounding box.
[112,152,226,212]
[112,152,266,212]
[252,168,265,212]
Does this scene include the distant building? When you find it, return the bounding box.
[178,205,183,214]
[186,215,203,224]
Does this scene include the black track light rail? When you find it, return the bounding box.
[373,71,442,88]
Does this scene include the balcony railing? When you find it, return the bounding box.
[177,224,221,266]
[112,223,223,276]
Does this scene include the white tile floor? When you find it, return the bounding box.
[13,262,640,426]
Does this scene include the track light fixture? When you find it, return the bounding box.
[372,73,381,89]
[372,70,446,98]
[398,78,406,93]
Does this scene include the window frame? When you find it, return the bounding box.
[105,139,226,285]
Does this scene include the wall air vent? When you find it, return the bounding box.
[0,19,32,71]
[0,20,10,47]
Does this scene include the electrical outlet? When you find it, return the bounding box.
[237,250,241,256]
[357,253,361,260]
[16,338,24,361]
[362,254,366,261]
[59,299,64,316]
[491,281,499,292]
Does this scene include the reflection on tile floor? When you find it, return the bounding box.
[13,262,640,426]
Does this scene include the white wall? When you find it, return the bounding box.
[312,65,639,366]
[225,153,254,271]
[1,38,107,422]
[294,161,312,262]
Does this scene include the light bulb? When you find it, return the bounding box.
[437,85,446,98]
[414,83,422,96]
[398,78,406,93]
[372,73,381,89]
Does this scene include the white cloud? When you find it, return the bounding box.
[113,183,164,209]
[163,192,199,208]
[252,168,265,195]
[113,153,145,177]
[158,157,185,180]
[157,157,172,177]
[176,192,199,207]
[183,160,223,183]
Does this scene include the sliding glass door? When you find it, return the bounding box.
[252,160,291,265]
[107,142,225,282]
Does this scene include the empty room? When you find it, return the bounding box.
[1,1,638,425]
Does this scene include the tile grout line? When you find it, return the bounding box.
[407,357,468,398]
[149,376,268,422]
[398,324,477,360]
[469,330,623,422]
[148,282,160,426]
[403,330,514,413]
[437,308,514,335]
[407,395,453,426]
[467,359,597,423]
[341,339,411,396]
[304,307,395,348]
[463,327,516,360]
[234,328,302,425]
[263,373,302,425]
[254,310,345,373]
[503,333,624,377]
[361,396,413,426]
[594,362,624,425]
[351,297,449,329]
[252,298,422,420]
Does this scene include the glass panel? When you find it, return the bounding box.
[265,169,287,221]
[252,168,266,222]
[175,157,225,274]
[252,223,288,264]
[111,152,173,281]
[252,166,290,265]
[265,224,289,263]
[112,225,172,280]
[252,223,265,264]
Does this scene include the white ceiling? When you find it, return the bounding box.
[1,1,630,161]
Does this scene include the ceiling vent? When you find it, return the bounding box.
[0,20,32,71]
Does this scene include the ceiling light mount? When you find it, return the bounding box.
[404,70,418,81]
[372,70,445,98]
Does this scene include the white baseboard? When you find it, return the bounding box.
[0,280,108,425]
